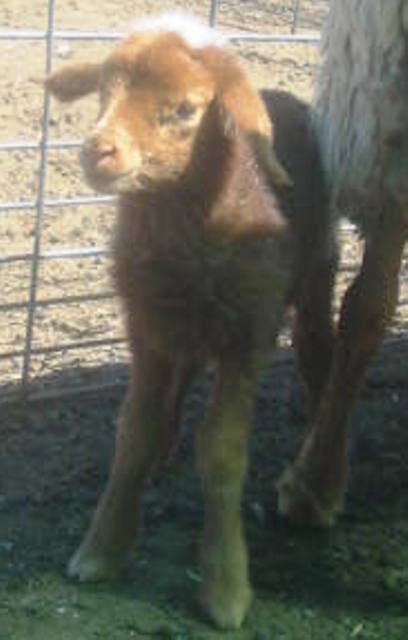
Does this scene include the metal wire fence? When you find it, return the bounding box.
[0,0,406,405]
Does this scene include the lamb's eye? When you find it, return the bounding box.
[176,101,197,119]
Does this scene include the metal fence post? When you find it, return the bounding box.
[21,0,57,397]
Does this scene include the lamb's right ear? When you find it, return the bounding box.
[45,62,101,102]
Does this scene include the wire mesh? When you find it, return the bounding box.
[0,0,406,405]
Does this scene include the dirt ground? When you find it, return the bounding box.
[1,0,408,638]
[1,342,408,639]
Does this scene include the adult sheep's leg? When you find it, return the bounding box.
[277,213,407,526]
[196,367,256,630]
[68,354,191,581]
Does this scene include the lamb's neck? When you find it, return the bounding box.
[119,161,286,243]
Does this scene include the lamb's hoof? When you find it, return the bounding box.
[276,465,343,528]
[67,545,123,582]
[199,583,252,630]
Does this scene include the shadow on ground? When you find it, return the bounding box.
[1,341,408,639]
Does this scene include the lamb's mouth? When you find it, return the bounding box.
[82,165,151,194]
[82,152,185,194]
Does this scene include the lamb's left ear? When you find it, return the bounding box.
[46,61,101,102]
[219,77,292,187]
[250,131,293,188]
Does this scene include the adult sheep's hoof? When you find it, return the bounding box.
[199,583,252,630]
[67,544,124,582]
[276,464,344,528]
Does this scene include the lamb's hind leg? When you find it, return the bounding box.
[278,213,407,526]
[292,253,336,417]
[196,367,257,630]
[68,353,191,581]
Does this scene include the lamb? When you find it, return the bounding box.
[46,14,335,629]
[277,1,408,526]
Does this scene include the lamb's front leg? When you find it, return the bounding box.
[196,369,256,630]
[68,355,190,582]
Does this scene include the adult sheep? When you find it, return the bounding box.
[47,14,335,629]
[278,1,408,526]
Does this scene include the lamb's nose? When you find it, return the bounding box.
[84,137,117,166]
[93,140,117,163]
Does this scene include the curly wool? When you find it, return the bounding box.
[314,0,408,230]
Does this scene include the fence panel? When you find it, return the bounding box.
[0,0,406,404]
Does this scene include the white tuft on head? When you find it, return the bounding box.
[130,12,228,49]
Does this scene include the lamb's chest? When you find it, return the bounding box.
[121,234,288,355]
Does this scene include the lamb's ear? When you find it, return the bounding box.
[186,98,239,200]
[209,100,292,194]
[218,77,292,187]
[209,97,240,142]
[250,131,293,188]
[45,62,101,102]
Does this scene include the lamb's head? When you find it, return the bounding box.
[47,16,291,194]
